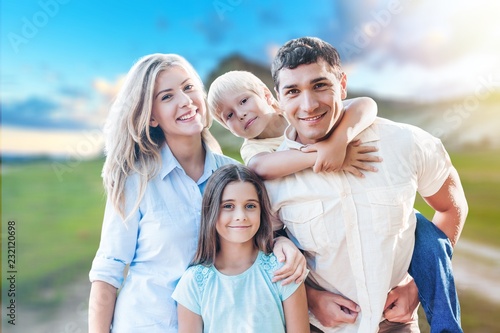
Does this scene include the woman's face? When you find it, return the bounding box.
[150,66,206,139]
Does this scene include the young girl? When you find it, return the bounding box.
[207,70,381,180]
[88,54,306,333]
[172,164,310,333]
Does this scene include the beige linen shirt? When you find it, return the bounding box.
[265,118,452,333]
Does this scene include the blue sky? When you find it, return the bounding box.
[2,0,500,155]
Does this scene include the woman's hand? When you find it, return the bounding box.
[272,236,308,285]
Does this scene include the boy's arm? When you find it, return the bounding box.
[304,97,378,173]
[177,304,203,333]
[247,150,317,180]
[283,283,310,333]
[248,140,380,180]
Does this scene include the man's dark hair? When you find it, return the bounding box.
[271,37,343,91]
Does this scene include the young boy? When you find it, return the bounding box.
[207,70,380,179]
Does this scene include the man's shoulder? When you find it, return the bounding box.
[370,117,435,139]
[373,116,415,129]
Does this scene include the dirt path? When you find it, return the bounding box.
[4,239,499,332]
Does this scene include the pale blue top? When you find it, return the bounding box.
[89,143,237,333]
[172,251,302,333]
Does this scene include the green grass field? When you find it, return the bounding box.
[1,149,500,331]
[414,150,500,247]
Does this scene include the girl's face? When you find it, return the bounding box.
[216,181,261,247]
[217,88,275,139]
[150,66,205,139]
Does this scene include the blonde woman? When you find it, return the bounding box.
[88,54,306,333]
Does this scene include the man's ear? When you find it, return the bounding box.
[150,118,159,127]
[340,72,348,100]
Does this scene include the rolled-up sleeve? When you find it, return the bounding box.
[89,176,140,288]
[414,128,452,197]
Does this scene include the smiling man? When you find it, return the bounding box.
[264,37,468,333]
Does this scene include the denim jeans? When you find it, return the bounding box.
[409,213,463,333]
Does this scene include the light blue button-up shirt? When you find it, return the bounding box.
[89,144,237,333]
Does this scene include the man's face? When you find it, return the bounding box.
[276,60,347,144]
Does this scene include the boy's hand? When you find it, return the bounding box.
[342,140,381,177]
[301,140,346,173]
[301,140,381,176]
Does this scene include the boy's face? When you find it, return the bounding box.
[276,59,347,145]
[217,89,276,139]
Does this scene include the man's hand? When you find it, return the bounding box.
[383,276,420,323]
[307,286,360,327]
[272,236,308,285]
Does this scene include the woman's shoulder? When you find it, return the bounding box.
[212,152,241,168]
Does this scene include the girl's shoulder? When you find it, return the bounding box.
[256,252,283,276]
[185,264,215,292]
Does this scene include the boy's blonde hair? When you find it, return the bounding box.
[207,70,280,130]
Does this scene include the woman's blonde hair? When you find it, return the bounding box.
[102,53,221,219]
[207,70,280,129]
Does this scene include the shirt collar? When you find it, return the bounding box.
[159,142,218,184]
[282,122,380,149]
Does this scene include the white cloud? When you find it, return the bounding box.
[340,0,500,99]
